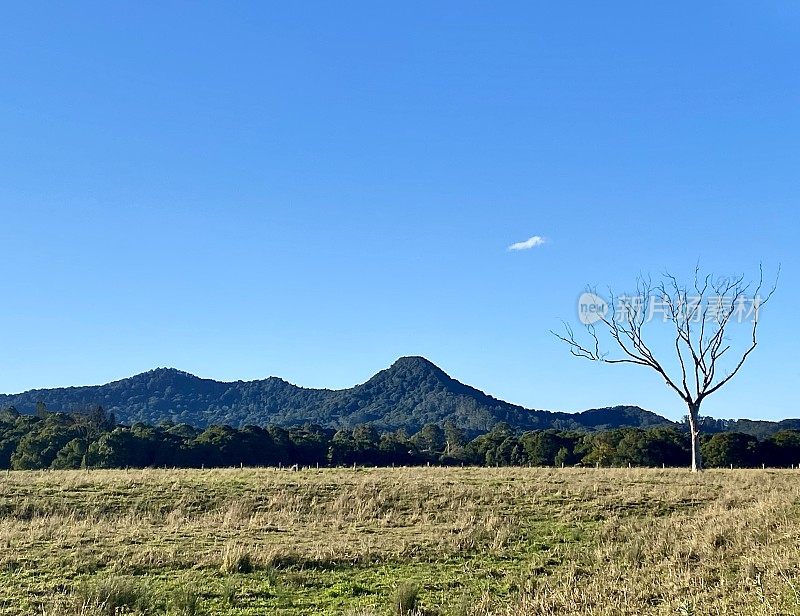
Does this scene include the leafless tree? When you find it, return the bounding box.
[553,266,778,471]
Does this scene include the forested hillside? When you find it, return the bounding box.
[0,357,672,433]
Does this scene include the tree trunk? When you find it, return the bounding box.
[687,402,703,472]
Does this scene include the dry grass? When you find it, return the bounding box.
[0,467,798,615]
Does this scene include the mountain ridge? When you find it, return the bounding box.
[0,356,712,434]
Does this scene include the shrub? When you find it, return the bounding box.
[73,576,153,615]
[220,543,254,574]
[170,587,202,616]
[391,581,420,615]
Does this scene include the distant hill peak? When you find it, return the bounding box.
[145,367,193,377]
[125,367,202,382]
[386,355,452,378]
[371,355,456,389]
[390,356,438,369]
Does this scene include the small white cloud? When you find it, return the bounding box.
[508,235,546,251]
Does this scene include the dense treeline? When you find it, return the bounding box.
[2,405,800,470]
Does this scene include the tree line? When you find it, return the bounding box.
[1,404,799,470]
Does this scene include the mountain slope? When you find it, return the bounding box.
[0,356,673,432]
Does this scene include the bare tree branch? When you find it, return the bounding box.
[552,265,779,471]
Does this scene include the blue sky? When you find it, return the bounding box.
[1,2,797,421]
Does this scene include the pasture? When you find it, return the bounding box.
[0,467,798,615]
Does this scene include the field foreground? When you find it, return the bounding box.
[1,467,799,615]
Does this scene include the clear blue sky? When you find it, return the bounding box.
[1,2,797,421]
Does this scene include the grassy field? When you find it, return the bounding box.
[0,467,799,616]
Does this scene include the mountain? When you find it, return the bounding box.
[700,418,800,440]
[0,356,675,433]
